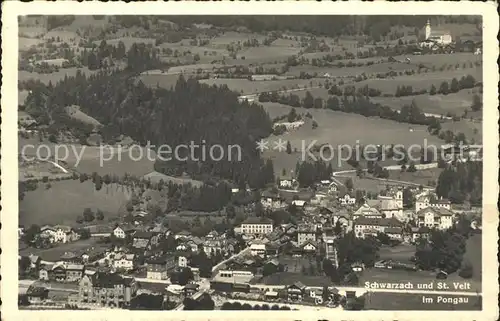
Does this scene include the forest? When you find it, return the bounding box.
[23,67,275,188]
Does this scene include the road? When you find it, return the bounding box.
[212,247,251,273]
[331,162,438,188]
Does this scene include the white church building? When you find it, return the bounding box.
[420,20,453,48]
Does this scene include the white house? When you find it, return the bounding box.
[416,207,454,230]
[250,242,267,257]
[53,225,79,243]
[39,226,57,243]
[112,253,135,271]
[279,179,294,189]
[301,240,318,252]
[261,191,286,209]
[292,200,307,208]
[240,217,274,236]
[415,193,451,212]
[113,226,126,239]
[338,193,356,206]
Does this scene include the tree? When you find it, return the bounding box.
[286,141,292,154]
[450,78,460,93]
[429,84,437,95]
[83,208,95,222]
[23,224,41,245]
[407,162,417,172]
[471,94,482,112]
[376,232,391,245]
[76,215,84,224]
[303,91,314,109]
[96,209,104,221]
[345,178,354,190]
[178,267,194,286]
[439,81,449,95]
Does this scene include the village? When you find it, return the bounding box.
[18,167,482,310]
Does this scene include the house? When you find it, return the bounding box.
[185,237,203,252]
[204,239,223,257]
[415,193,451,212]
[76,272,137,308]
[338,193,356,206]
[54,225,80,243]
[145,255,176,280]
[329,181,339,193]
[177,253,192,268]
[18,111,37,127]
[301,240,318,253]
[384,227,403,241]
[240,217,273,235]
[260,190,286,209]
[265,242,281,257]
[353,217,404,239]
[39,264,52,281]
[65,263,85,282]
[206,230,219,239]
[416,207,454,230]
[112,225,134,239]
[279,179,294,189]
[407,226,431,243]
[26,286,49,304]
[297,224,317,245]
[132,231,162,250]
[291,200,307,208]
[40,226,57,243]
[174,230,192,240]
[250,241,267,257]
[213,269,254,284]
[112,253,135,271]
[287,282,307,301]
[353,203,382,218]
[52,264,67,282]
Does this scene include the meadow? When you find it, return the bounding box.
[261,104,442,175]
[18,67,101,85]
[19,180,132,226]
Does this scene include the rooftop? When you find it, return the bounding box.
[242,217,273,225]
[355,217,403,227]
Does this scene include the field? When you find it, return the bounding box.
[198,78,324,95]
[18,67,101,85]
[278,255,318,274]
[19,238,107,262]
[19,138,156,177]
[387,168,443,187]
[371,89,482,115]
[143,171,203,187]
[440,119,482,144]
[261,103,442,174]
[19,180,131,226]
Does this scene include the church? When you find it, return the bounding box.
[421,19,453,47]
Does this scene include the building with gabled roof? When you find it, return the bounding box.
[416,207,454,230]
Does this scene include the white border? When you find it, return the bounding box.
[2,2,499,321]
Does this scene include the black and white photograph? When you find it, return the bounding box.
[1,2,498,320]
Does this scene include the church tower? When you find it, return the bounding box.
[425,19,431,40]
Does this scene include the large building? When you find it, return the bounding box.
[240,217,274,235]
[424,19,452,45]
[416,207,454,230]
[71,272,137,308]
[353,217,404,239]
[297,224,317,245]
[145,255,176,280]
